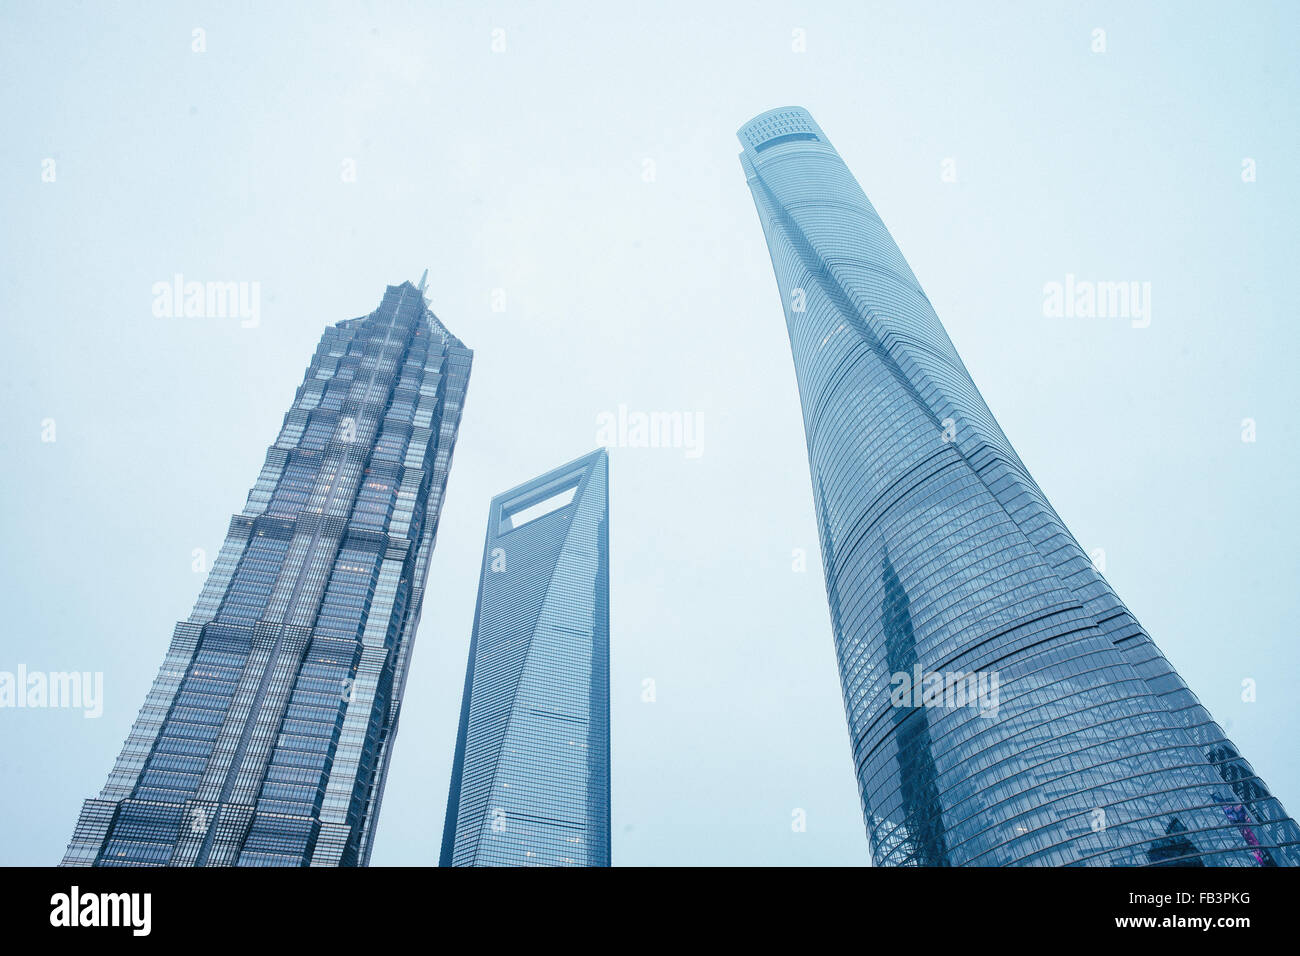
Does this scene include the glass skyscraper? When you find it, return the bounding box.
[63,278,471,867]
[739,107,1300,866]
[440,449,611,867]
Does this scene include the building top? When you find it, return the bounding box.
[737,106,827,155]
[336,278,470,353]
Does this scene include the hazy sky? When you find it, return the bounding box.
[2,0,1297,866]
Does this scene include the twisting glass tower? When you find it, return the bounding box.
[440,450,611,867]
[63,278,471,867]
[739,107,1300,866]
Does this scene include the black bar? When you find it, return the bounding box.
[5,865,1297,942]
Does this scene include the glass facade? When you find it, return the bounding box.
[440,450,611,867]
[62,279,471,866]
[739,107,1300,866]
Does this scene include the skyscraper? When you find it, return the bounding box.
[63,278,471,867]
[440,449,610,867]
[738,107,1300,866]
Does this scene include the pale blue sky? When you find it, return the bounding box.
[1,0,1297,866]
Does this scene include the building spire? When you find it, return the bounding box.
[417,268,428,294]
